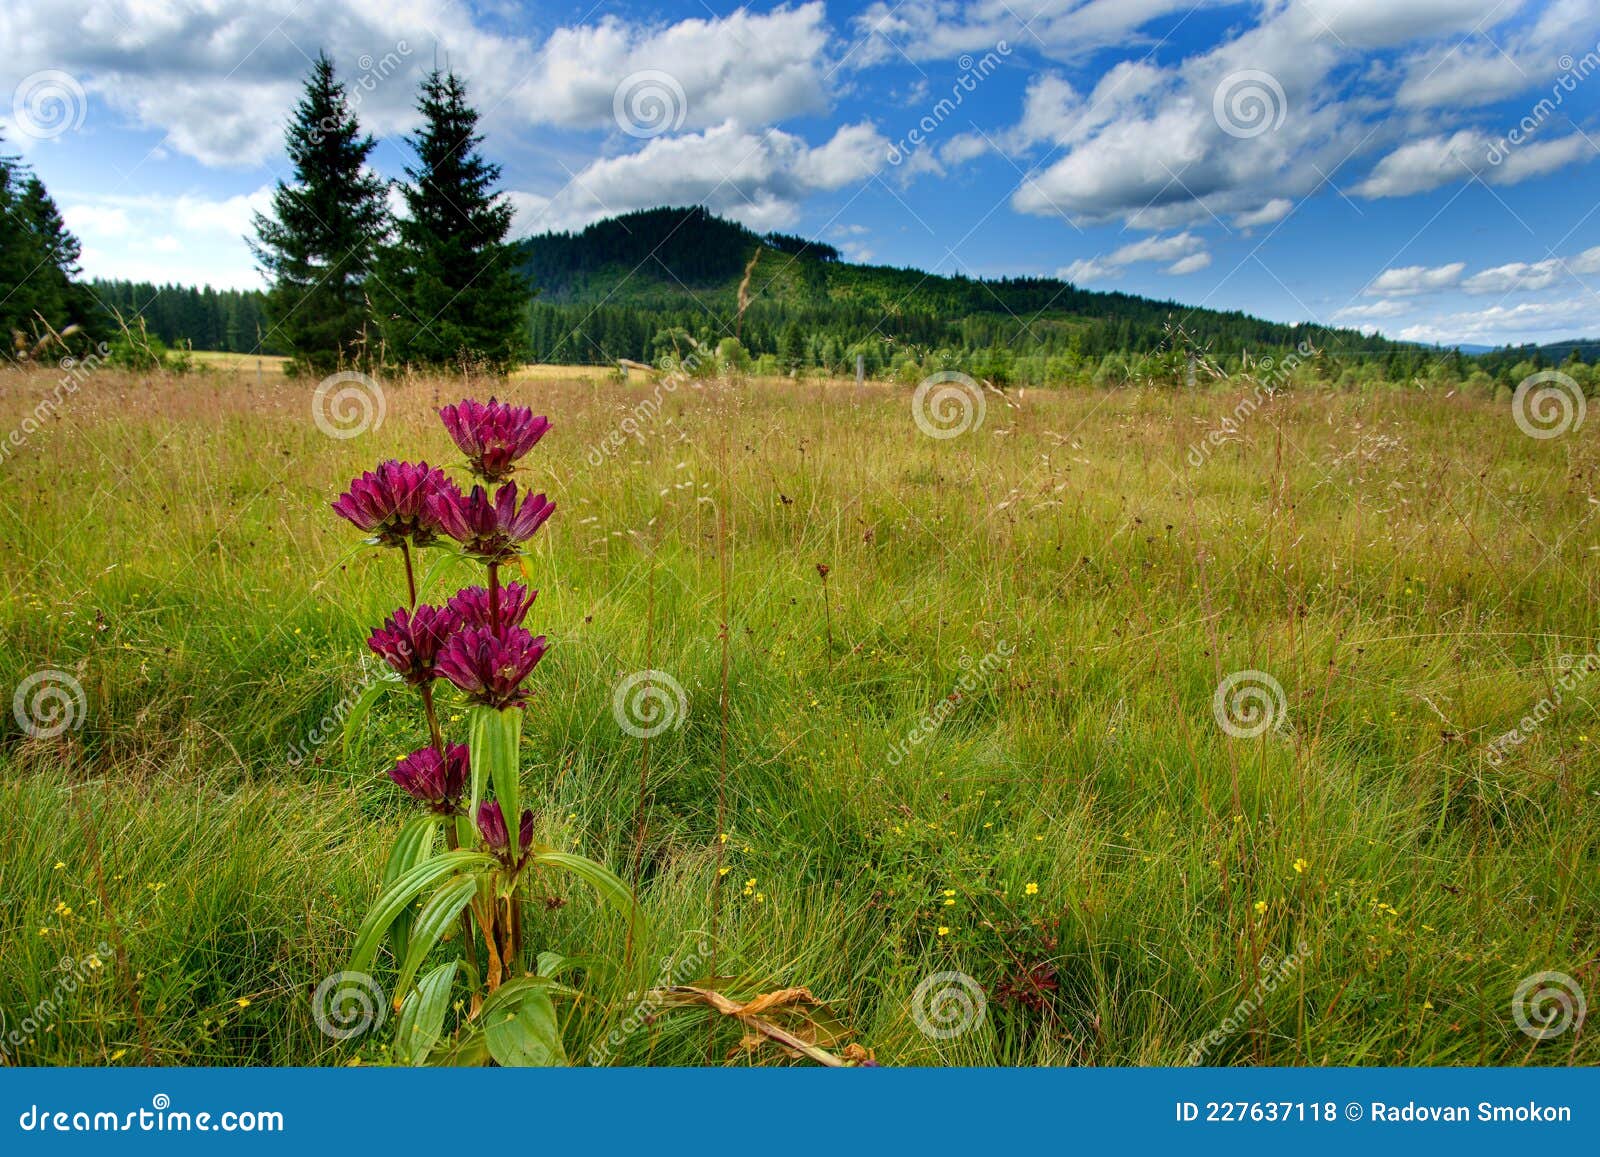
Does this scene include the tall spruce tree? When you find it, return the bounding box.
[375,69,527,371]
[0,135,96,349]
[250,52,389,374]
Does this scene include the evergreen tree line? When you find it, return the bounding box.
[249,53,526,375]
[89,280,279,355]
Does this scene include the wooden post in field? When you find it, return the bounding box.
[854,353,864,407]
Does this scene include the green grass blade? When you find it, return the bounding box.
[341,674,402,764]
[531,851,643,931]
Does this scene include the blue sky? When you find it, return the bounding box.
[3,1,1598,346]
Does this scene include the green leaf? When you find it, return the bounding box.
[484,985,566,1067]
[477,975,579,1019]
[435,1027,493,1067]
[418,548,476,602]
[467,704,522,827]
[393,875,478,1001]
[382,816,442,964]
[532,851,643,930]
[535,951,606,982]
[349,850,495,976]
[394,960,458,1066]
[341,674,401,764]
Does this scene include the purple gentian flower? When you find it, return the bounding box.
[332,461,456,547]
[476,800,535,867]
[428,481,555,564]
[367,603,460,684]
[435,625,549,709]
[389,744,469,814]
[445,581,536,631]
[439,398,550,483]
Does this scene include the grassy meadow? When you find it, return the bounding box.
[0,363,1596,1067]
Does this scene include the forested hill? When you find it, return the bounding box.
[519,205,1407,376]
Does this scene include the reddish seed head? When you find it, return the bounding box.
[439,397,550,483]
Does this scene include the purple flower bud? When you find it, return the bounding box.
[476,801,535,866]
[435,625,549,709]
[445,581,536,631]
[476,800,509,852]
[439,397,550,483]
[428,481,555,564]
[367,603,460,684]
[332,461,457,547]
[389,744,468,814]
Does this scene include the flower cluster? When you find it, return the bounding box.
[332,398,554,800]
[390,744,469,814]
[435,625,549,709]
[477,800,535,869]
[332,460,456,548]
[429,481,555,565]
[332,401,554,564]
[367,604,460,684]
[440,397,550,483]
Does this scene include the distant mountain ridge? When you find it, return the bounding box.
[516,206,1414,372]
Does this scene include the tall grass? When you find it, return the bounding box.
[0,364,1594,1065]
